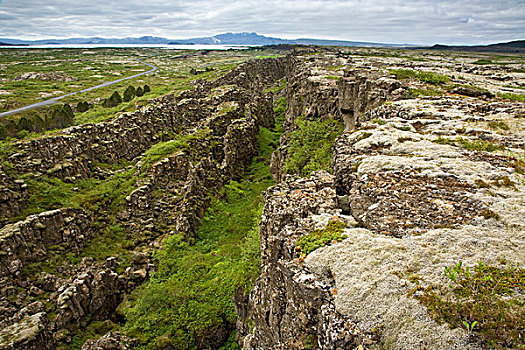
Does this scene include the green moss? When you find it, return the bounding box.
[66,320,119,350]
[389,69,417,80]
[406,88,444,97]
[457,137,503,152]
[480,209,500,220]
[140,138,189,172]
[409,261,525,349]
[325,75,340,80]
[389,69,449,85]
[372,118,386,125]
[488,120,510,131]
[491,176,517,190]
[283,116,343,177]
[304,332,319,350]
[296,220,348,255]
[433,136,503,152]
[497,93,525,103]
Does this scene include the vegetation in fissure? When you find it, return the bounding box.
[121,93,287,349]
[283,116,343,177]
[408,260,525,349]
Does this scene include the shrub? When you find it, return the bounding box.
[123,85,136,102]
[103,91,122,108]
[76,101,90,113]
[135,86,144,97]
[143,84,151,93]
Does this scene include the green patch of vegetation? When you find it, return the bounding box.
[394,125,412,132]
[409,260,525,349]
[398,137,416,143]
[497,92,525,103]
[354,131,373,142]
[325,75,340,80]
[491,176,517,190]
[503,84,525,90]
[21,165,137,217]
[417,71,449,84]
[389,69,417,80]
[472,59,494,65]
[389,69,449,85]
[480,209,500,220]
[433,136,503,152]
[140,138,189,173]
[406,88,444,97]
[488,120,510,131]
[304,332,319,350]
[372,118,386,125]
[296,220,348,255]
[474,179,490,188]
[283,116,343,177]
[457,137,503,152]
[264,78,287,94]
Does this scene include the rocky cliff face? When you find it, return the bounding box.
[238,49,525,349]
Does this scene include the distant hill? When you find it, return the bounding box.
[0,42,25,46]
[424,40,525,53]
[0,32,400,48]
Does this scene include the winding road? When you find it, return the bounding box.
[0,58,158,118]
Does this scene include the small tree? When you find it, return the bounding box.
[103,91,122,108]
[76,101,90,113]
[123,85,136,102]
[143,84,151,93]
[135,86,144,97]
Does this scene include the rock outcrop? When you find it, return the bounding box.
[239,48,524,349]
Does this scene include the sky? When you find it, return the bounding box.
[0,0,524,45]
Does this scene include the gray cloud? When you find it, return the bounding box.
[0,0,523,44]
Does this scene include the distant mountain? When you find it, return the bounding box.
[423,40,525,53]
[0,41,25,46]
[0,32,399,48]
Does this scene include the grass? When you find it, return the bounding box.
[296,219,347,256]
[140,138,189,173]
[408,260,525,349]
[283,116,343,177]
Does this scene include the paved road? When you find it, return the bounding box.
[0,58,158,118]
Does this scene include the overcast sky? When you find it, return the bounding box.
[0,0,523,45]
